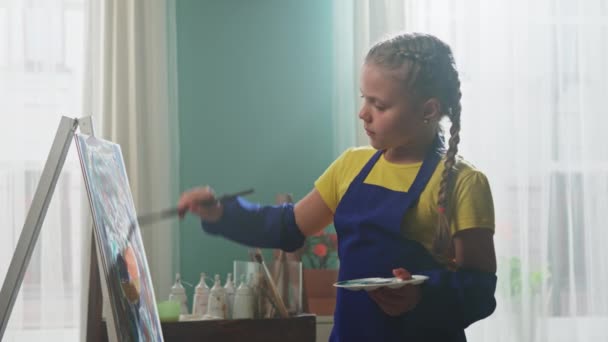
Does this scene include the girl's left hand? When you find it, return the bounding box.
[368,268,421,316]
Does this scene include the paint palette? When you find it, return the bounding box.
[333,275,428,291]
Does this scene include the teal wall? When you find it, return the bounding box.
[176,0,334,298]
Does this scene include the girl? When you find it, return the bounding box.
[178,32,496,341]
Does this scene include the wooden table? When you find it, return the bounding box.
[100,314,316,342]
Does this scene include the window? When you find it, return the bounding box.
[0,0,87,340]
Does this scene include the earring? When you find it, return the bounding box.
[423,119,429,124]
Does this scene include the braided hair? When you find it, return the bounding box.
[365,33,463,263]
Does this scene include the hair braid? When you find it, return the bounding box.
[433,83,462,261]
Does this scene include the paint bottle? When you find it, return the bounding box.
[192,273,210,317]
[224,273,235,319]
[168,273,189,314]
[233,274,254,319]
[207,274,227,319]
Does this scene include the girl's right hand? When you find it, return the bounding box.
[177,186,223,222]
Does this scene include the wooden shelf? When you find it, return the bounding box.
[100,314,316,342]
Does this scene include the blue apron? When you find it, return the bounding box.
[330,137,467,341]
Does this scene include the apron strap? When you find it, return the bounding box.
[351,134,445,208]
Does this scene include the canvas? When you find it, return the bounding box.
[75,134,163,342]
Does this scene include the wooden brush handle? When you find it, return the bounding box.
[254,249,289,318]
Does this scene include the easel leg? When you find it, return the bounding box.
[86,231,103,342]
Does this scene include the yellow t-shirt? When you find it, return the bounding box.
[314,146,495,254]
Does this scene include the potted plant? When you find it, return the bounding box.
[300,228,339,316]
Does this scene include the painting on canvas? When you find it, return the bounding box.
[75,134,163,342]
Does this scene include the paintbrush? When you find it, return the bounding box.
[136,188,254,227]
[253,248,289,318]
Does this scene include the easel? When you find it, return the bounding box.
[0,116,321,342]
[0,116,108,341]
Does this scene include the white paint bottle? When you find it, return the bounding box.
[192,272,210,317]
[206,274,227,319]
[168,273,189,315]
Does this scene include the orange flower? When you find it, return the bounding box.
[302,229,338,269]
[313,243,328,257]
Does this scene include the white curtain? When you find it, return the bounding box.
[83,0,180,312]
[0,0,88,341]
[334,1,608,341]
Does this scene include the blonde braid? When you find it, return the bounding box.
[433,91,462,261]
[433,60,463,264]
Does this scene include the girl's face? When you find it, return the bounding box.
[358,63,432,155]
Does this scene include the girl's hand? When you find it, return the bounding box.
[177,186,223,222]
[368,268,421,316]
